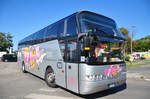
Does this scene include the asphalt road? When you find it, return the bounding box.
[127,64,150,79]
[0,62,150,99]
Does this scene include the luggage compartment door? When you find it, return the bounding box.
[66,63,78,93]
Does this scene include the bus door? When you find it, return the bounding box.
[66,39,79,93]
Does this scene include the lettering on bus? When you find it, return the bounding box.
[104,65,121,77]
[22,45,46,69]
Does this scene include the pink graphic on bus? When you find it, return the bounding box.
[104,65,121,77]
[22,45,46,69]
[69,77,75,86]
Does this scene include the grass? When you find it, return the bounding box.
[140,76,144,79]
[126,59,150,67]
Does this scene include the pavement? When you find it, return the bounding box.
[0,62,150,99]
[127,64,150,81]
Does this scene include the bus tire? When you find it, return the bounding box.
[5,59,8,62]
[45,67,57,88]
[22,62,26,73]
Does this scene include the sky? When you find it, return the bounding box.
[0,0,150,50]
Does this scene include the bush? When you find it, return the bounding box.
[125,56,130,61]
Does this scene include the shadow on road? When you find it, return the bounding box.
[61,83,127,99]
[24,70,127,99]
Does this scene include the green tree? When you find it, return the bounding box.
[120,27,131,54]
[120,27,129,36]
[0,32,13,52]
[133,36,150,52]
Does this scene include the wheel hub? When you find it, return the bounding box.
[47,73,55,83]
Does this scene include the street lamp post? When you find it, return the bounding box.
[131,25,136,54]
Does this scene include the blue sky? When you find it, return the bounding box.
[0,0,150,50]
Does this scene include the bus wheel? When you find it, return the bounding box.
[5,59,8,62]
[45,67,57,88]
[22,63,26,73]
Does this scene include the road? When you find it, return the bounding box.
[127,64,150,79]
[0,62,150,99]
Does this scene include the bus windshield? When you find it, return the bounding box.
[78,12,124,39]
[80,35,124,65]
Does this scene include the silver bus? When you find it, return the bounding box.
[18,11,126,95]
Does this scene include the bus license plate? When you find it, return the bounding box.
[108,83,116,88]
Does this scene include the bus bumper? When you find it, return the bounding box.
[79,77,126,95]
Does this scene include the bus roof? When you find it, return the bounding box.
[18,10,124,45]
[76,10,115,23]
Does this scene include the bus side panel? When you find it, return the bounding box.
[42,40,66,88]
[18,40,66,88]
[18,47,29,72]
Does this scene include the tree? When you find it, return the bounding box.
[120,27,129,36]
[120,27,131,54]
[133,36,150,52]
[0,32,13,52]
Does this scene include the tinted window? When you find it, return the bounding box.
[66,16,77,36]
[57,21,64,38]
[78,12,117,36]
[24,34,33,45]
[26,35,33,42]
[45,23,58,39]
[67,40,77,62]
[35,28,46,40]
[59,40,65,60]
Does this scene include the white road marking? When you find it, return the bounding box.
[39,88,56,92]
[25,93,73,99]
[127,73,143,78]
[145,79,150,81]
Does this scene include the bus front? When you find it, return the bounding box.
[77,11,126,94]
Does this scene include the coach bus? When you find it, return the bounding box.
[18,11,126,95]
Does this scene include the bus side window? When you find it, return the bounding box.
[57,21,64,38]
[26,35,33,45]
[45,24,58,39]
[36,29,46,42]
[59,40,65,60]
[67,40,77,63]
[66,16,77,36]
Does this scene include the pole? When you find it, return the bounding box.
[131,31,133,54]
[131,25,136,54]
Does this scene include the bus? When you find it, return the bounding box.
[18,10,126,95]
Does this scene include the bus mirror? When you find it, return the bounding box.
[84,37,90,50]
[78,33,86,41]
